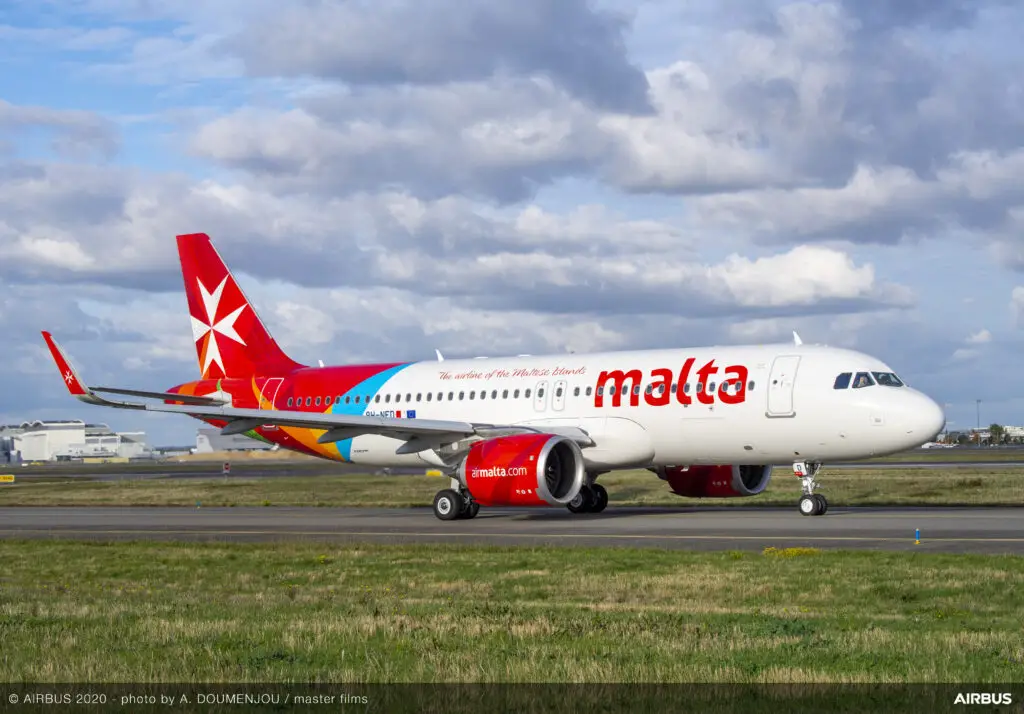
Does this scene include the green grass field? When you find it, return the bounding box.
[3,466,1024,508]
[0,540,1021,684]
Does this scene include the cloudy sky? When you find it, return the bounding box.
[2,0,1023,446]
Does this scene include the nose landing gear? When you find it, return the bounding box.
[794,460,828,516]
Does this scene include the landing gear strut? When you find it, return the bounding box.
[794,460,828,516]
[567,474,608,514]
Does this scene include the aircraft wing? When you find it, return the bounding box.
[41,331,594,455]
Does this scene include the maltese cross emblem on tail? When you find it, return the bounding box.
[190,276,246,378]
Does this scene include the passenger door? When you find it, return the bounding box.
[259,377,284,410]
[257,377,284,431]
[766,356,800,417]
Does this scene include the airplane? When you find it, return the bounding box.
[42,233,946,520]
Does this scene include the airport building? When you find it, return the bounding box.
[195,427,274,453]
[0,420,149,462]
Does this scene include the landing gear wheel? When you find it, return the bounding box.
[461,502,480,520]
[590,484,608,514]
[433,489,464,521]
[813,494,828,515]
[567,486,594,514]
[799,495,819,516]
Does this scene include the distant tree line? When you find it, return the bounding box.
[945,424,1021,445]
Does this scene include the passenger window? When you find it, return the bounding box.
[315,397,321,406]
[406,393,412,401]
[396,394,402,403]
[426,393,432,402]
[683,383,690,393]
[709,382,716,393]
[459,392,465,400]
[335,396,341,404]
[671,383,677,394]
[480,391,486,400]
[305,397,311,406]
[491,390,497,399]
[556,387,563,397]
[447,392,453,401]
[645,384,653,395]
[525,389,532,398]
[833,372,852,389]
[586,386,592,396]
[597,386,603,396]
[503,390,509,398]
[416,393,422,401]
[748,381,755,391]
[375,395,381,403]
[697,383,703,393]
[469,391,475,399]
[286,398,293,407]
[538,388,545,397]
[514,389,520,398]
[345,396,351,404]
[852,372,874,389]
[573,387,580,397]
[385,394,391,403]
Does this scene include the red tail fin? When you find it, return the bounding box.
[177,233,305,379]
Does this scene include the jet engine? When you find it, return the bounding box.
[654,464,772,498]
[457,433,587,507]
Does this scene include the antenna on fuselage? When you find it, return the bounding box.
[318,359,325,367]
[435,349,445,362]
[792,331,803,346]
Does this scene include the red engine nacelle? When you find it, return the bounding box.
[655,464,773,498]
[458,433,587,507]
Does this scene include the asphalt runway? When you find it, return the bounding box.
[2,505,1022,554]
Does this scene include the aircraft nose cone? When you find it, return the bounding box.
[913,393,946,442]
[926,401,945,441]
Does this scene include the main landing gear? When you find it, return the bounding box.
[567,477,608,514]
[794,460,828,516]
[432,485,479,521]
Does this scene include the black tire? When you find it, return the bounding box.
[567,486,593,514]
[590,484,609,513]
[433,489,463,521]
[799,495,818,516]
[814,494,828,515]
[464,502,480,519]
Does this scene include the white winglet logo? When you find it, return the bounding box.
[190,276,247,376]
[64,370,74,384]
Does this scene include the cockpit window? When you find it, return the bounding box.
[833,372,852,389]
[872,371,904,387]
[852,372,874,389]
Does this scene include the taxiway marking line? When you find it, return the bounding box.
[2,528,1023,544]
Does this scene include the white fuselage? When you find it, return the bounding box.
[324,343,945,470]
